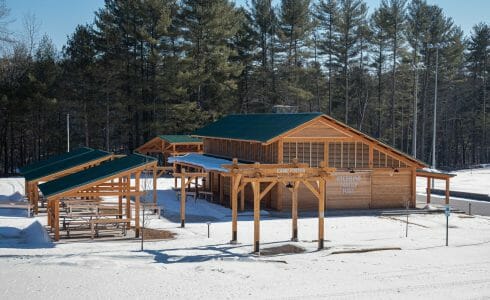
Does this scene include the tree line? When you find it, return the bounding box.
[0,0,488,175]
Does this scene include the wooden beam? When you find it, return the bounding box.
[125,176,131,229]
[318,179,325,250]
[153,165,157,205]
[54,198,60,241]
[302,180,320,200]
[135,172,141,238]
[426,177,431,204]
[118,177,123,219]
[240,187,245,211]
[252,181,260,253]
[368,145,374,168]
[231,174,241,243]
[445,179,450,205]
[219,174,224,204]
[291,181,300,241]
[411,168,416,208]
[259,181,276,201]
[180,170,186,227]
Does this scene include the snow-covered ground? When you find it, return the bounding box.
[1,176,490,299]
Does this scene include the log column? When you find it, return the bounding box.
[125,176,131,229]
[118,177,123,219]
[135,172,141,238]
[318,179,325,250]
[54,198,60,241]
[153,165,157,205]
[231,175,238,243]
[426,177,431,204]
[445,179,450,205]
[252,181,260,254]
[291,182,299,242]
[180,169,186,228]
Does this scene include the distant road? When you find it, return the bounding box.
[416,194,490,217]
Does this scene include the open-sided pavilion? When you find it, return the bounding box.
[136,135,203,166]
[170,153,335,253]
[19,147,114,214]
[38,154,157,241]
[416,168,456,205]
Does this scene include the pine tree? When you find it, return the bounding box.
[315,0,337,114]
[334,0,367,124]
[250,0,277,108]
[179,0,243,113]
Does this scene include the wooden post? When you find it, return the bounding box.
[324,142,329,167]
[368,145,374,168]
[411,168,416,208]
[54,198,60,241]
[118,177,123,219]
[240,187,245,211]
[180,169,186,228]
[174,163,178,189]
[318,179,325,250]
[445,179,450,205]
[135,172,141,238]
[125,176,131,229]
[195,176,199,201]
[47,199,51,227]
[34,183,39,214]
[231,175,238,243]
[291,181,299,241]
[153,165,157,205]
[219,174,224,204]
[252,181,260,254]
[426,177,431,204]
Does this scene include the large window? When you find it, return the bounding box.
[283,142,325,167]
[328,142,369,168]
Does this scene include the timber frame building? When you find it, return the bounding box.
[136,135,203,166]
[172,113,434,211]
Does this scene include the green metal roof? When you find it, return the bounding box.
[19,147,93,174]
[158,135,202,144]
[23,149,112,182]
[38,154,157,198]
[193,113,322,142]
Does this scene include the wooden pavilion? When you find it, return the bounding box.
[38,154,158,241]
[416,168,456,205]
[172,113,455,211]
[19,147,114,214]
[136,135,203,166]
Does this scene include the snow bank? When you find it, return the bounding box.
[0,220,53,249]
[0,177,25,202]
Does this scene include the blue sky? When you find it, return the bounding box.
[4,0,489,51]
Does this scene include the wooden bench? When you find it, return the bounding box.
[90,218,129,239]
[175,191,196,201]
[198,191,214,202]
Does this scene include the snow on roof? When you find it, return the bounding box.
[168,153,234,172]
[417,168,456,177]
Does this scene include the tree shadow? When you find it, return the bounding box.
[139,240,304,264]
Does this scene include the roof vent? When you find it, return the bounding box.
[272,105,298,114]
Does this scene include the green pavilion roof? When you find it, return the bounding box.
[38,154,157,198]
[193,113,322,143]
[19,147,93,174]
[158,135,202,144]
[23,149,112,182]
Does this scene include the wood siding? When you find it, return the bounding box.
[204,138,278,163]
